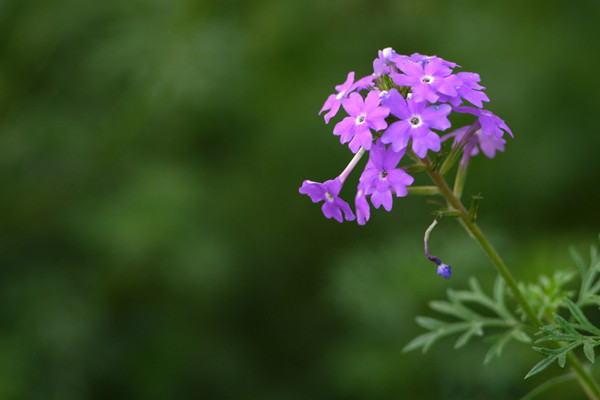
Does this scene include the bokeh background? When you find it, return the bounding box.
[2,0,600,399]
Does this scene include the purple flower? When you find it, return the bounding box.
[373,47,404,76]
[299,178,355,222]
[437,72,489,108]
[454,106,513,137]
[380,89,451,157]
[319,72,357,124]
[355,185,370,225]
[473,130,506,158]
[358,141,414,211]
[333,91,390,153]
[456,72,489,107]
[354,74,375,91]
[390,58,455,103]
[443,125,506,160]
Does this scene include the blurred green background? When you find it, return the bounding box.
[1,0,600,399]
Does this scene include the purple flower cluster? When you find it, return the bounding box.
[301,48,512,225]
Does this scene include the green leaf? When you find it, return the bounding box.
[493,275,506,309]
[450,289,503,317]
[583,340,596,363]
[484,328,529,365]
[429,298,477,320]
[571,246,588,280]
[524,236,600,380]
[536,331,580,342]
[403,331,440,354]
[552,313,579,335]
[455,323,484,349]
[526,342,583,379]
[533,347,563,356]
[467,194,482,221]
[574,238,600,306]
[525,355,560,379]
[513,330,532,343]
[583,294,600,306]
[415,316,447,330]
[468,276,483,294]
[520,271,575,323]
[406,274,525,364]
[403,321,472,353]
[563,297,600,335]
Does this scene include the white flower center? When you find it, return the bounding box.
[421,75,434,84]
[325,192,334,202]
[409,115,422,127]
[355,113,367,125]
[336,90,346,100]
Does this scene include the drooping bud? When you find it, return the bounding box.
[424,218,453,279]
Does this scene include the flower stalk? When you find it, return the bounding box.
[423,157,600,400]
[339,147,366,183]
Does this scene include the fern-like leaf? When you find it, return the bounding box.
[404,275,529,363]
[574,236,600,307]
[525,299,600,378]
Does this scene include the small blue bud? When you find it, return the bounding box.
[437,263,452,279]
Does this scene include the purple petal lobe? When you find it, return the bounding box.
[299,178,353,222]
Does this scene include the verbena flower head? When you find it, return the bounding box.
[303,47,513,228]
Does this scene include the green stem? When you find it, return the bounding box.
[423,158,600,400]
[453,160,468,200]
[407,186,440,196]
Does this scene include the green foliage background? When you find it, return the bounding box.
[1,0,599,398]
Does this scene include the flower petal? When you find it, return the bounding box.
[341,92,364,117]
[412,131,441,158]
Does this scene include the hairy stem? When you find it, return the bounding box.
[423,158,600,400]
